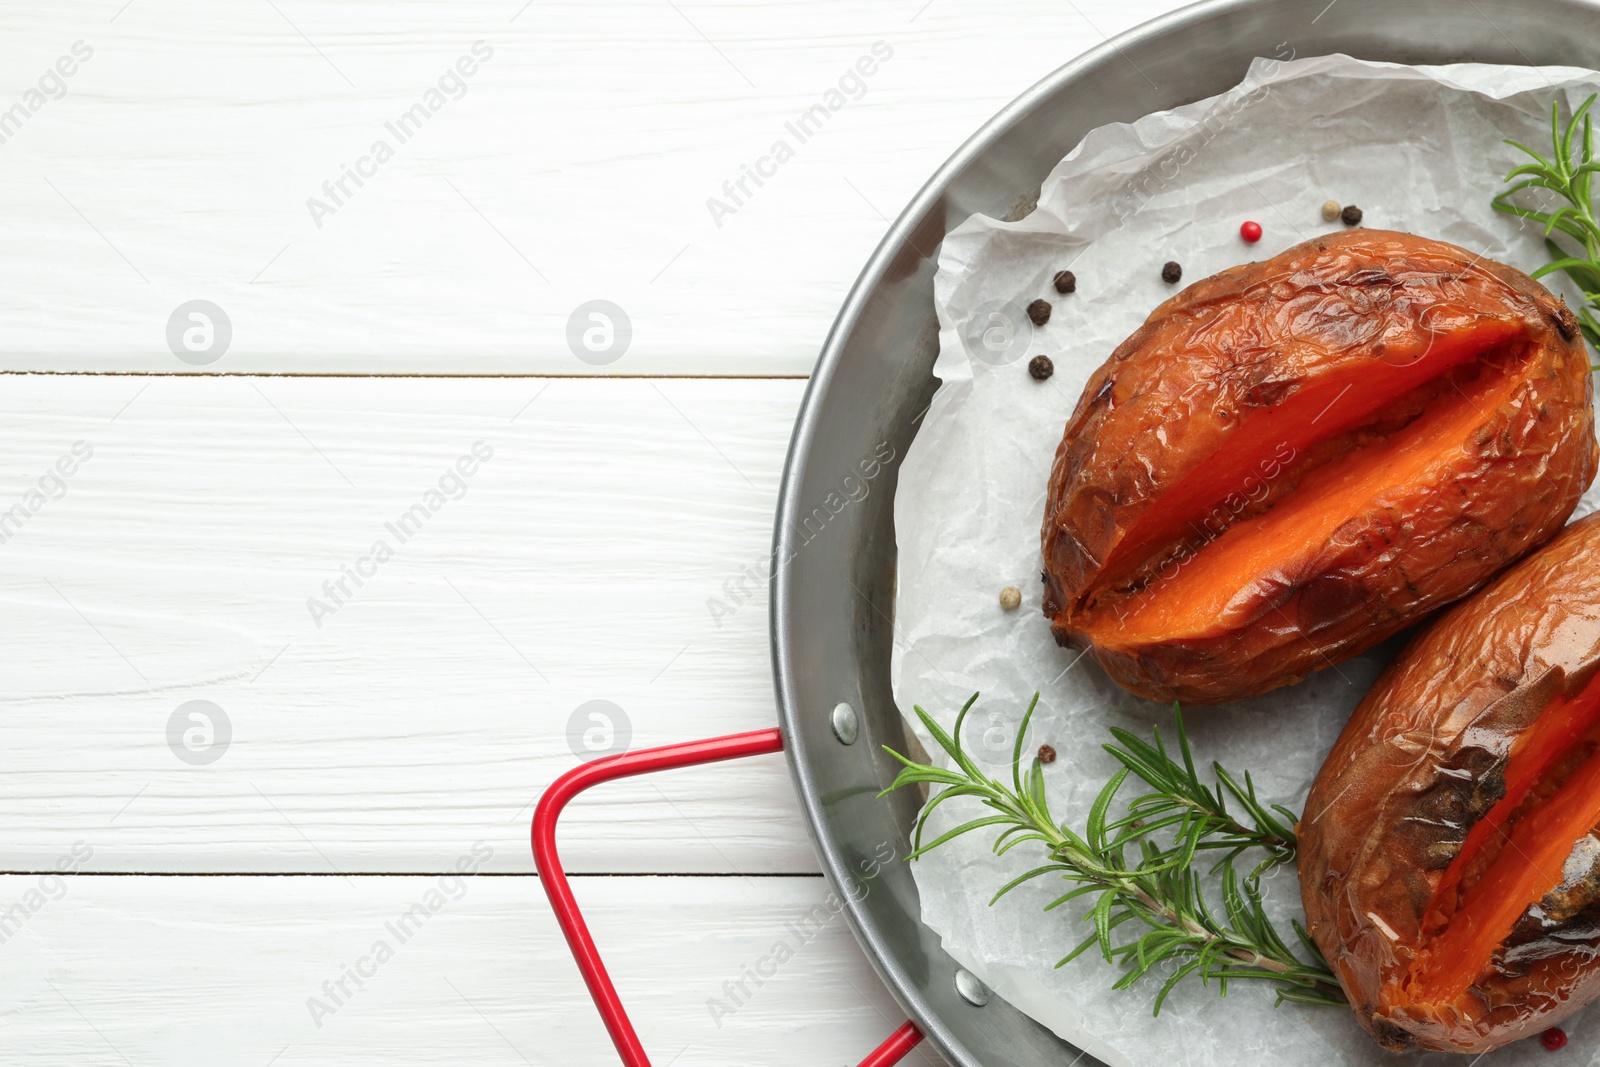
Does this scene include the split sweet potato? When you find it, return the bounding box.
[1040,229,1596,705]
[1300,512,1600,1053]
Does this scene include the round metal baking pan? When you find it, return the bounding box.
[770,1,1600,1063]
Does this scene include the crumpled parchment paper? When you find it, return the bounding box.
[891,53,1600,1066]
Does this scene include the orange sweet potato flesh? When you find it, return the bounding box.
[1041,229,1597,705]
[1301,513,1600,1053]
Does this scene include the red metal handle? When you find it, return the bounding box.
[533,727,926,1066]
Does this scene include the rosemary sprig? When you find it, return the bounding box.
[881,693,1344,1012]
[1492,93,1600,354]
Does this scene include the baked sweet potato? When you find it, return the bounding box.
[1041,229,1596,705]
[1300,512,1600,1053]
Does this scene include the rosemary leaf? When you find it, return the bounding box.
[881,692,1345,1013]
[1494,93,1600,358]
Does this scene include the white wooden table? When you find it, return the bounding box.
[0,2,1188,1062]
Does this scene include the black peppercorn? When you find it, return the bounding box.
[1161,261,1182,284]
[1053,270,1076,294]
[1038,744,1057,764]
[1028,355,1054,381]
[1341,204,1363,226]
[1026,299,1051,326]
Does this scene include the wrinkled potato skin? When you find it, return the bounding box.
[1300,514,1600,1053]
[1041,230,1596,705]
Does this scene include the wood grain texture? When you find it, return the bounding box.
[1,0,1185,374]
[0,873,946,1066]
[0,3,1206,1060]
[0,375,833,874]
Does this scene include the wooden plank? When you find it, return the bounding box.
[0,0,1183,374]
[0,375,832,874]
[0,873,944,1066]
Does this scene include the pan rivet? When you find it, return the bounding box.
[830,702,859,746]
[954,968,990,1007]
